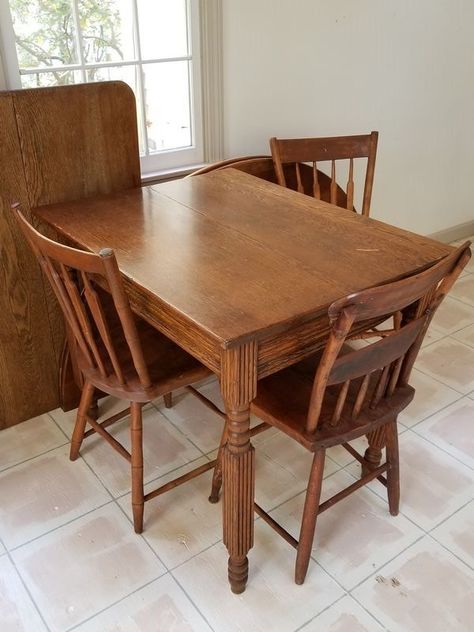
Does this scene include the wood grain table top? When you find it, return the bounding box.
[35,168,451,347]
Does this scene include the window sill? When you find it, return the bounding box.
[140,163,206,185]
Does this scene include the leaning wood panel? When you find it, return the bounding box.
[13,82,141,206]
[0,82,141,426]
[0,95,58,428]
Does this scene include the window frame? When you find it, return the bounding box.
[0,0,222,177]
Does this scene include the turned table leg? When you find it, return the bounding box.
[220,341,257,594]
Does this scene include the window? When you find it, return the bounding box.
[0,0,222,175]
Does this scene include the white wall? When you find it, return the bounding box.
[221,0,474,235]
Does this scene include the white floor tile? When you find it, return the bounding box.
[12,504,165,632]
[118,459,223,570]
[415,338,474,394]
[158,387,226,454]
[271,470,422,590]
[0,414,67,473]
[353,537,474,632]
[50,396,142,439]
[452,322,474,348]
[300,594,384,631]
[75,574,212,632]
[449,274,474,307]
[0,555,47,632]
[0,445,110,550]
[73,406,203,497]
[254,430,339,510]
[399,368,462,428]
[430,296,474,335]
[357,432,474,531]
[414,397,474,469]
[431,501,474,567]
[173,521,343,632]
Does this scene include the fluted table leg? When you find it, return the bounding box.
[220,341,257,594]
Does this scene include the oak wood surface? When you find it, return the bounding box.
[0,95,59,427]
[36,168,451,352]
[0,81,141,426]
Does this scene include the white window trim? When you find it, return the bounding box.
[0,0,223,176]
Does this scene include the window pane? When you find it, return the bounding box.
[143,61,192,153]
[20,70,81,88]
[78,0,136,64]
[86,64,146,154]
[137,0,188,60]
[10,0,78,69]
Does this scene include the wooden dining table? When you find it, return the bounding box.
[35,167,451,593]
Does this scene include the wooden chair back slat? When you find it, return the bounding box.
[346,158,354,211]
[295,162,304,193]
[14,208,152,392]
[312,162,321,199]
[331,380,350,426]
[81,272,126,385]
[270,132,378,216]
[305,242,471,433]
[60,264,108,378]
[352,373,370,418]
[330,161,337,205]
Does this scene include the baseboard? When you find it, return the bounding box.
[428,219,474,244]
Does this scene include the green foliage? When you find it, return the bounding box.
[10,0,123,86]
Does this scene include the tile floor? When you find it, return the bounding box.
[1,238,473,631]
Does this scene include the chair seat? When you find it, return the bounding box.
[252,354,414,451]
[79,290,211,401]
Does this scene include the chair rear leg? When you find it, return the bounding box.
[385,420,400,516]
[295,449,325,584]
[70,381,95,461]
[163,392,173,408]
[209,424,228,503]
[130,402,145,533]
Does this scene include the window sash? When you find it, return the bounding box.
[0,0,214,175]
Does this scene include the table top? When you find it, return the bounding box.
[35,168,451,347]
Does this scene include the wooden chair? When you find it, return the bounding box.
[213,242,471,583]
[14,207,226,534]
[270,132,379,216]
[190,156,351,207]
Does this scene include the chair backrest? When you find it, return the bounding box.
[270,132,379,216]
[14,207,152,392]
[190,155,351,206]
[306,242,471,433]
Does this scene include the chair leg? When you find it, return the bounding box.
[88,395,99,421]
[70,381,95,461]
[209,423,228,503]
[163,392,173,408]
[385,420,400,516]
[295,449,325,585]
[130,402,145,533]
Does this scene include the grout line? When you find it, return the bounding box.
[113,452,211,502]
[348,533,427,594]
[112,497,169,573]
[410,425,474,472]
[426,530,474,572]
[6,549,52,632]
[293,593,349,632]
[170,571,217,632]
[64,573,170,632]
[401,391,466,431]
[8,498,115,554]
[0,439,70,476]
